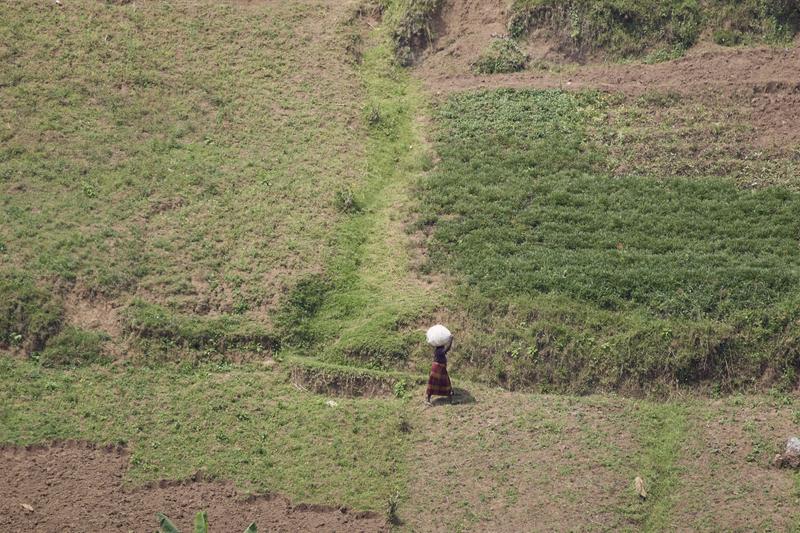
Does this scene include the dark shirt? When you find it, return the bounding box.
[434,344,449,365]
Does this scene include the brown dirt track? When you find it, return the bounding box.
[0,441,385,533]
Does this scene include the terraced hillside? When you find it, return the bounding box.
[1,0,799,531]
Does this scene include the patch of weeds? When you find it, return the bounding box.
[386,491,401,525]
[383,0,444,66]
[0,271,64,353]
[334,187,363,214]
[366,104,383,127]
[742,418,771,464]
[708,0,800,45]
[397,414,412,433]
[344,31,365,65]
[125,300,277,358]
[38,327,110,368]
[713,28,746,46]
[643,45,686,64]
[508,0,702,58]
[636,90,681,107]
[472,38,528,74]
[393,378,410,398]
[275,275,330,347]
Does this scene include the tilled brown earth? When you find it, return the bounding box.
[0,441,386,533]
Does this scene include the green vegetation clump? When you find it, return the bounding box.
[712,28,746,46]
[333,187,363,214]
[710,0,800,45]
[382,0,443,65]
[124,300,277,359]
[419,89,800,391]
[275,275,331,347]
[0,272,63,353]
[39,327,110,368]
[508,0,800,57]
[508,0,702,58]
[472,38,529,74]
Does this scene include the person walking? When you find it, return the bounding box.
[426,336,454,404]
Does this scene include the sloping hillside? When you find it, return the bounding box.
[1,1,800,531]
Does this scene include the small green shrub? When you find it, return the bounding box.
[393,378,410,398]
[386,491,401,525]
[642,45,686,64]
[343,31,364,65]
[713,28,745,46]
[38,327,110,368]
[472,38,529,74]
[334,187,363,214]
[0,271,63,352]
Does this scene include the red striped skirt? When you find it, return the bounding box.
[426,362,452,397]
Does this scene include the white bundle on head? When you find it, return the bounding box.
[426,324,452,347]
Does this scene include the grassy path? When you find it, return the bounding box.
[298,31,439,367]
[632,404,688,531]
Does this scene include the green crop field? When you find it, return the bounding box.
[419,88,800,393]
[1,0,800,531]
